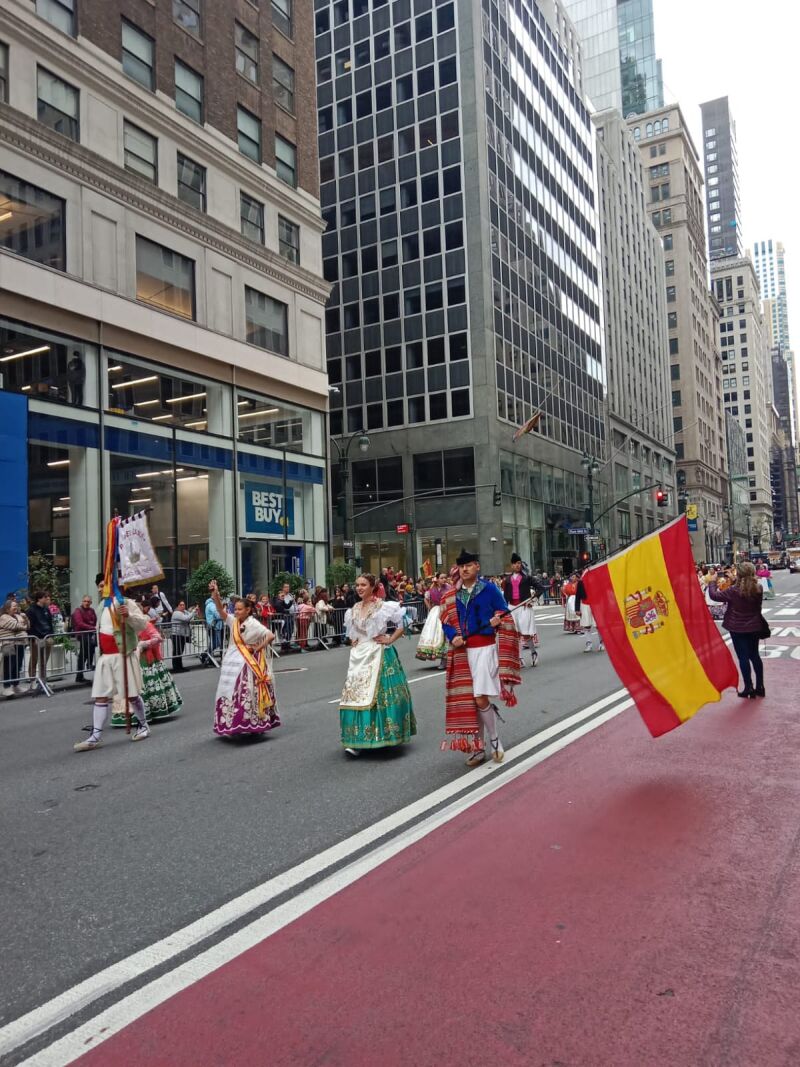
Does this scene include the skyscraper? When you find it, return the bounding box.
[628,105,727,562]
[562,0,664,116]
[753,240,791,347]
[0,0,330,600]
[594,108,676,547]
[699,97,742,262]
[711,259,774,549]
[318,0,607,576]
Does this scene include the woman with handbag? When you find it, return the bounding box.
[707,562,767,699]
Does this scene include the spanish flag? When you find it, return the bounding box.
[583,516,738,737]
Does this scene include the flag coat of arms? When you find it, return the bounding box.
[583,516,738,737]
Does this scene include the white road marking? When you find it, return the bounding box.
[2,687,630,1063]
[773,609,800,617]
[16,694,633,1066]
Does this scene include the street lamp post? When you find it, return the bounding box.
[331,429,370,562]
[581,452,601,560]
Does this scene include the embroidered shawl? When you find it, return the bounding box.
[439,588,521,751]
[233,617,273,719]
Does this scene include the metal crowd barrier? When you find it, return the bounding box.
[0,635,50,697]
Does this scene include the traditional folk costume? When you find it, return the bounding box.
[74,597,151,751]
[416,604,447,662]
[110,620,182,726]
[440,557,521,764]
[562,579,581,633]
[574,576,604,653]
[502,556,540,667]
[339,600,416,751]
[214,614,280,737]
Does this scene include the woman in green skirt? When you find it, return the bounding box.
[111,599,182,726]
[339,573,416,757]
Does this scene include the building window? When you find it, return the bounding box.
[135,235,195,319]
[240,192,264,243]
[271,0,292,38]
[173,0,201,37]
[245,286,288,356]
[665,259,674,276]
[176,153,206,211]
[235,22,259,84]
[237,106,261,162]
[278,216,299,264]
[666,285,676,303]
[36,0,75,36]
[275,134,296,187]
[121,20,154,90]
[272,54,294,113]
[175,60,203,123]
[0,42,7,103]
[413,448,475,497]
[123,120,158,182]
[663,233,673,251]
[37,67,79,142]
[0,169,66,270]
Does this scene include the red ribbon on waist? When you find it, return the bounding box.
[465,634,495,648]
[99,633,118,655]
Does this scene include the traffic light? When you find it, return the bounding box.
[580,551,590,563]
[656,488,668,508]
[493,487,501,507]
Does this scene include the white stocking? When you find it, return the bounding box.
[90,701,109,743]
[131,696,148,728]
[479,704,502,755]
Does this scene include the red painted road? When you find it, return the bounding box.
[77,662,800,1067]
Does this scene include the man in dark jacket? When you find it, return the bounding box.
[26,591,54,688]
[271,582,295,648]
[71,594,97,684]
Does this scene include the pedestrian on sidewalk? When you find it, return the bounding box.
[707,562,766,698]
[73,576,151,752]
[0,598,29,696]
[440,549,521,767]
[170,601,196,672]
[338,573,415,757]
[209,579,280,738]
[502,553,540,667]
[26,591,54,689]
[574,570,604,654]
[71,594,97,684]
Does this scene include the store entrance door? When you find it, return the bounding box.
[271,543,304,581]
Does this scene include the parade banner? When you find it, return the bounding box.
[583,515,738,737]
[117,510,164,587]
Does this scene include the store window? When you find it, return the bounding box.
[105,352,228,434]
[237,391,323,456]
[0,170,65,270]
[244,286,288,356]
[135,235,195,319]
[1,318,96,406]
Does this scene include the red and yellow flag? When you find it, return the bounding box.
[583,515,738,737]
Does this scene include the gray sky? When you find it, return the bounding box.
[653,0,798,355]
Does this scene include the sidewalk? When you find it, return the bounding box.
[75,660,800,1067]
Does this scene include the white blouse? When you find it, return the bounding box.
[344,600,407,642]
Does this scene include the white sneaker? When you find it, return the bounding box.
[598,644,605,653]
[131,725,150,742]
[1,689,12,698]
[13,685,26,695]
[584,640,593,653]
[344,747,360,757]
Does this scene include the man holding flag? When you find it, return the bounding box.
[73,574,151,752]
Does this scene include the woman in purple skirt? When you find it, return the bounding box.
[208,580,280,738]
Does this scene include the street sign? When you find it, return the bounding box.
[342,540,354,548]
[396,523,410,534]
[568,526,590,535]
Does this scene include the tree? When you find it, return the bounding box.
[270,571,305,597]
[27,552,71,611]
[326,561,357,590]
[186,560,234,610]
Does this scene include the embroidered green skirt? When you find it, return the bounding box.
[111,659,183,726]
[339,645,416,749]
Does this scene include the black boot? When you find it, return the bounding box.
[736,688,754,698]
[754,685,765,697]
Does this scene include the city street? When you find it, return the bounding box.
[1,572,799,1065]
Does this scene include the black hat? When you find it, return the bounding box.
[456,548,479,565]
[510,553,522,564]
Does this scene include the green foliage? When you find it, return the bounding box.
[27,552,71,609]
[270,571,305,597]
[186,560,235,609]
[326,561,357,590]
